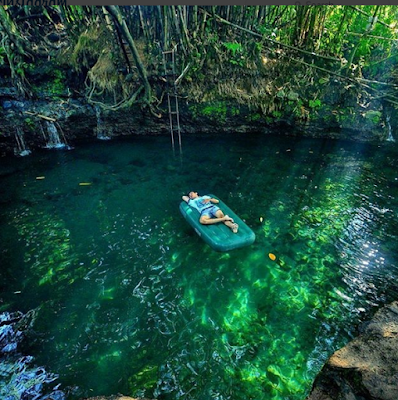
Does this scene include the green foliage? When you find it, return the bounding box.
[309,99,322,109]
[319,77,329,85]
[201,103,226,120]
[265,116,274,124]
[248,113,261,122]
[189,101,243,123]
[42,7,54,23]
[3,5,398,113]
[364,110,382,124]
[24,117,35,131]
[32,68,66,96]
[277,90,286,99]
[0,46,5,66]
[190,101,227,122]
[272,110,282,119]
[222,42,245,67]
[292,99,304,119]
[230,106,240,116]
[15,61,30,78]
[223,42,243,56]
[50,69,66,95]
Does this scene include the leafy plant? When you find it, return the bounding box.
[24,117,35,131]
[309,99,322,109]
[223,42,245,67]
[272,110,282,119]
[223,42,243,56]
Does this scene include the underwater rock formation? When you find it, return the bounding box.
[307,301,398,400]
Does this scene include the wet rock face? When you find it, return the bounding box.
[307,302,398,400]
[0,93,392,157]
[0,98,98,155]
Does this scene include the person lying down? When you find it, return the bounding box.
[182,191,239,233]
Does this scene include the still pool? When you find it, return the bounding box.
[1,133,398,400]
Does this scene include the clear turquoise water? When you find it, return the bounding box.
[1,134,398,399]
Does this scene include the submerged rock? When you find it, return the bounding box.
[307,302,398,400]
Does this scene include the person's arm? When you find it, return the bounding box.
[202,197,219,204]
[182,195,190,203]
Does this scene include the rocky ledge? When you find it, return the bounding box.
[0,93,392,157]
[307,301,398,400]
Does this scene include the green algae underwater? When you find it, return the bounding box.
[1,133,398,400]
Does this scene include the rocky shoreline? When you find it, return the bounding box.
[306,301,398,400]
[0,95,393,158]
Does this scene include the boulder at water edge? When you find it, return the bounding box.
[307,301,398,400]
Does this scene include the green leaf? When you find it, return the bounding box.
[319,77,329,85]
[223,42,243,55]
[309,99,322,108]
[42,8,54,23]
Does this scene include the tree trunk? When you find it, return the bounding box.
[0,7,26,55]
[105,5,151,104]
[192,5,198,38]
[226,6,230,21]
[177,5,190,51]
[346,5,380,74]
[0,7,31,97]
[137,6,149,42]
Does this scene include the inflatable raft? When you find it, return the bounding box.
[179,194,256,252]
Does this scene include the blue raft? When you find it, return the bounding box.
[179,194,256,252]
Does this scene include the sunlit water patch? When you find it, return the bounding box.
[0,134,398,399]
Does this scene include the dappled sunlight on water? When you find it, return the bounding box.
[1,134,398,399]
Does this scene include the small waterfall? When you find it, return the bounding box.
[39,121,48,142]
[45,121,68,149]
[386,115,395,142]
[14,127,31,156]
[95,106,111,140]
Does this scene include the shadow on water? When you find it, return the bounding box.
[0,134,398,399]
